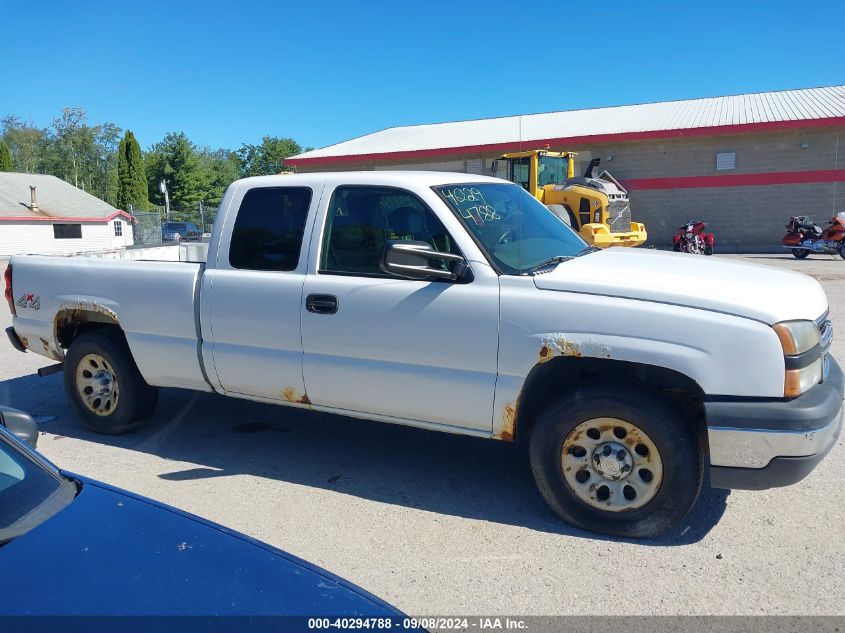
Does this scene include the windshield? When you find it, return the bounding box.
[537,156,569,187]
[0,430,76,544]
[434,183,587,274]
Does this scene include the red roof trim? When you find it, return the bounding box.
[285,117,845,167]
[624,168,845,190]
[0,210,134,223]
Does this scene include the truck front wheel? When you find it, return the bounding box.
[529,386,702,538]
[63,329,158,434]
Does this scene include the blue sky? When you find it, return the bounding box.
[1,0,842,153]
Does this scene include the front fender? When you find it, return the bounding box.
[493,278,786,440]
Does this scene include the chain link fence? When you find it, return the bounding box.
[129,204,219,246]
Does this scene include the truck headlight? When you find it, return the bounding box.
[784,358,822,397]
[773,320,822,397]
[773,320,820,355]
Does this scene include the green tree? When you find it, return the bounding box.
[116,130,149,211]
[0,140,12,171]
[42,108,121,202]
[50,108,94,188]
[146,132,208,209]
[1,115,45,173]
[236,136,304,177]
[96,122,122,205]
[197,147,240,206]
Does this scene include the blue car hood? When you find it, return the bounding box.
[0,476,399,616]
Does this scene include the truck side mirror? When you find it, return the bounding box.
[0,406,39,449]
[380,240,469,282]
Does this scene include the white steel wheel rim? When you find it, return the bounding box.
[75,353,119,417]
[561,417,663,512]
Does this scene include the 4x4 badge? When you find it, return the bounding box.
[16,293,40,310]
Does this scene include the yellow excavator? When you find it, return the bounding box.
[494,150,647,247]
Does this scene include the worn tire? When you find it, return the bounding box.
[63,328,158,434]
[529,385,702,538]
[792,248,810,259]
[704,245,714,256]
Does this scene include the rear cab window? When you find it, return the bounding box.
[229,187,312,271]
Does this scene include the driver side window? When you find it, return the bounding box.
[320,186,459,276]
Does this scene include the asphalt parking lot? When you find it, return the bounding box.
[1,253,843,616]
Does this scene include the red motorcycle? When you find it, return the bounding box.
[782,213,845,259]
[672,220,714,255]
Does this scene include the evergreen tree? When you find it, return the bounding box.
[145,132,208,209]
[116,131,149,211]
[0,140,12,171]
[117,135,128,203]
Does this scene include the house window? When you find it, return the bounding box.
[114,220,123,237]
[53,224,82,239]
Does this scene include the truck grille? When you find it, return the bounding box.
[816,310,832,353]
[816,310,833,381]
[608,201,631,233]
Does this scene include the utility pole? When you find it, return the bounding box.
[199,200,205,232]
[159,179,171,219]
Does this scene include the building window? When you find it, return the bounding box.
[716,151,736,171]
[53,224,82,239]
[114,220,123,237]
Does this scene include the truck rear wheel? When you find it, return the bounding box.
[63,329,158,434]
[529,385,702,538]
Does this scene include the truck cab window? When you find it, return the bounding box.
[509,158,531,191]
[537,156,568,187]
[320,186,458,276]
[229,187,312,271]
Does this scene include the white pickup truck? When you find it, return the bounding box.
[5,172,842,537]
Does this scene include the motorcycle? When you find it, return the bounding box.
[782,213,845,259]
[672,220,714,255]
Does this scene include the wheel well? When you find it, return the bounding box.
[55,308,122,350]
[513,357,708,452]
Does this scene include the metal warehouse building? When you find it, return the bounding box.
[287,85,845,251]
[0,172,134,257]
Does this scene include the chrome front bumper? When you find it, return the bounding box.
[706,355,844,490]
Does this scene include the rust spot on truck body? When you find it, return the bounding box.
[496,402,517,442]
[19,336,28,349]
[539,335,611,363]
[282,386,312,406]
[50,301,122,359]
[558,339,582,357]
[56,301,120,325]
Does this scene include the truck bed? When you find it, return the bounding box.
[9,254,211,392]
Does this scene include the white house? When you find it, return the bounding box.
[0,172,135,257]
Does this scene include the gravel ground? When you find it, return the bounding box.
[1,253,843,616]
